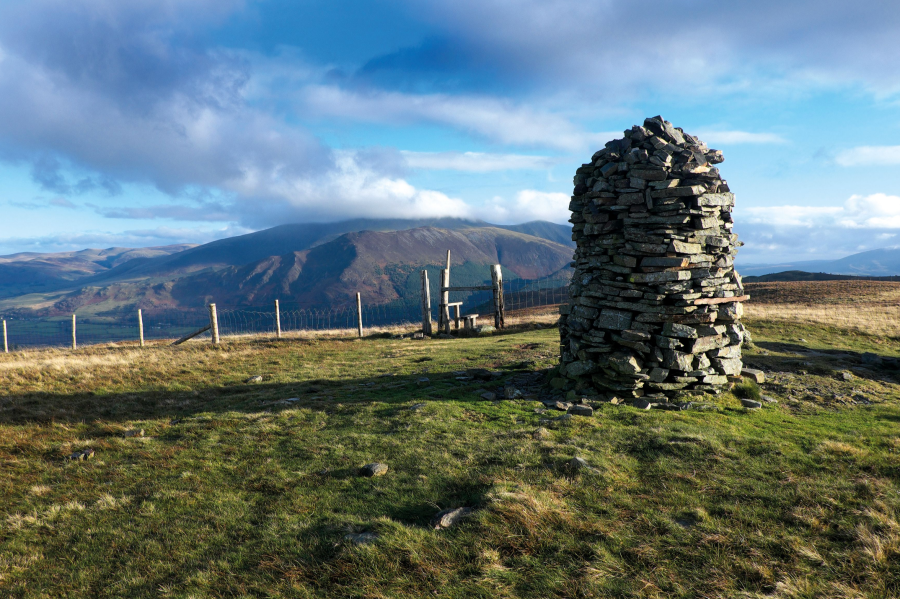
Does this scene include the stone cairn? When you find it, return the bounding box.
[556,116,749,401]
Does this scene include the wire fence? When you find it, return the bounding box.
[0,275,571,351]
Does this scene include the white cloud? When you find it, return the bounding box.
[401,151,557,172]
[742,194,900,228]
[694,130,788,145]
[478,190,570,224]
[834,145,900,166]
[302,85,612,151]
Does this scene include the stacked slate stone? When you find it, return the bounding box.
[557,116,749,401]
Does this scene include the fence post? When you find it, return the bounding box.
[491,265,505,329]
[441,268,451,334]
[356,293,363,338]
[421,270,432,335]
[2,319,7,353]
[72,314,77,350]
[275,299,282,339]
[138,309,145,347]
[208,303,220,345]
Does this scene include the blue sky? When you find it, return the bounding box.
[1,0,900,264]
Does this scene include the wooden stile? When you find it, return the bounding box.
[138,309,145,347]
[421,270,432,335]
[275,299,282,338]
[356,293,363,338]
[208,303,220,345]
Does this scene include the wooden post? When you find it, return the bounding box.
[2,320,7,353]
[421,270,432,335]
[208,303,220,345]
[441,268,451,334]
[138,309,145,347]
[356,293,363,338]
[491,265,505,329]
[453,304,461,330]
[275,299,282,339]
[72,314,77,350]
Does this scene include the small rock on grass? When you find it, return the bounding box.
[533,427,550,440]
[740,398,762,409]
[741,368,766,384]
[567,404,594,417]
[431,507,474,530]
[344,532,378,545]
[360,463,389,477]
[245,375,263,383]
[631,399,652,410]
[480,392,497,401]
[123,429,144,438]
[409,403,427,411]
[841,371,854,381]
[761,395,779,404]
[565,456,598,474]
[66,448,95,461]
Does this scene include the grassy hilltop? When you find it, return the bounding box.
[1,290,900,598]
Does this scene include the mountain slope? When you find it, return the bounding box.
[167,226,574,308]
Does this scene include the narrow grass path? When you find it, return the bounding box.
[1,324,899,598]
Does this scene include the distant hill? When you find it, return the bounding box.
[743,270,900,283]
[0,226,574,316]
[0,245,195,299]
[738,248,900,277]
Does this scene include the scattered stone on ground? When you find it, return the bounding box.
[67,448,94,461]
[741,368,766,384]
[841,371,854,381]
[123,429,144,438]
[504,387,523,399]
[416,377,430,386]
[533,427,550,439]
[761,395,779,403]
[568,404,594,417]
[740,398,762,409]
[344,532,378,545]
[359,463,389,477]
[480,392,497,401]
[409,403,426,411]
[431,507,474,530]
[245,375,263,383]
[565,456,599,474]
[652,402,681,410]
[631,399,652,410]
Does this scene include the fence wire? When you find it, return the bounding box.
[0,275,571,350]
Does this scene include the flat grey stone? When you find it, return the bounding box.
[359,463,389,477]
[631,399,652,410]
[480,392,497,401]
[245,375,263,383]
[431,507,474,530]
[568,404,594,417]
[740,399,762,409]
[761,395,779,404]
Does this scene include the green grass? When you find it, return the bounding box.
[1,320,899,598]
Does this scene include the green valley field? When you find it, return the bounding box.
[1,290,900,598]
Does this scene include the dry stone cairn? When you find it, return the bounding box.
[556,116,749,400]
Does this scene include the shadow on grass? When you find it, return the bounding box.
[0,361,550,426]
[750,342,899,378]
